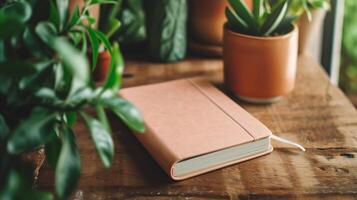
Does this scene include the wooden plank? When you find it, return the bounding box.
[38,55,357,199]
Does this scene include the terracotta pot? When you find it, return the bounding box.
[94,51,111,82]
[189,0,252,46]
[223,25,298,103]
[298,9,327,55]
[69,0,100,28]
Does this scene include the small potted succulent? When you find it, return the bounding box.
[223,0,298,103]
[290,0,330,54]
[0,0,144,199]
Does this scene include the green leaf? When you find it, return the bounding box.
[101,97,145,133]
[225,7,249,33]
[228,0,257,31]
[146,0,187,61]
[53,37,90,97]
[45,132,62,169]
[35,21,57,47]
[48,0,60,28]
[102,42,123,92]
[0,13,24,40]
[88,28,100,70]
[1,1,32,22]
[7,108,56,154]
[105,18,121,38]
[80,112,114,168]
[93,29,112,52]
[23,27,50,58]
[261,0,289,36]
[0,114,9,139]
[0,41,4,62]
[65,112,77,126]
[89,0,117,5]
[253,0,263,19]
[67,5,80,30]
[56,0,69,31]
[96,105,111,132]
[55,126,80,200]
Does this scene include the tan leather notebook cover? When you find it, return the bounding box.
[120,78,273,180]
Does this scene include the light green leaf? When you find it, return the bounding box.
[56,0,69,31]
[55,126,80,200]
[101,97,145,133]
[7,108,56,154]
[105,18,121,38]
[35,22,57,47]
[93,29,112,52]
[53,37,90,97]
[67,5,80,30]
[102,42,123,92]
[228,0,257,31]
[80,112,114,168]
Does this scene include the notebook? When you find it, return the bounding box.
[120,78,273,180]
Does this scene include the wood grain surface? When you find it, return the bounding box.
[38,55,357,199]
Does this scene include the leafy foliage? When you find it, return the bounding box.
[289,0,330,20]
[145,0,187,62]
[0,0,145,199]
[340,0,357,92]
[226,0,296,36]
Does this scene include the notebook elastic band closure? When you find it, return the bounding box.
[270,134,306,152]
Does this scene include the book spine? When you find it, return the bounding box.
[134,126,179,177]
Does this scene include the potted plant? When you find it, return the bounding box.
[0,0,144,199]
[290,0,330,54]
[223,0,298,103]
[188,0,252,57]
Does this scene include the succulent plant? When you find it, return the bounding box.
[225,0,296,36]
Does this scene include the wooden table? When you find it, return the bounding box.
[38,55,357,199]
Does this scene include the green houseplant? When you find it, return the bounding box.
[0,0,145,199]
[290,0,330,54]
[223,0,299,103]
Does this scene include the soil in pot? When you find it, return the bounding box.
[223,25,299,104]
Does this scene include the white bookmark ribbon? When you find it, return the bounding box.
[270,134,306,152]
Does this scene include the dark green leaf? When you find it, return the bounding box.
[88,28,100,70]
[0,114,9,139]
[7,108,56,154]
[80,112,114,168]
[55,126,80,199]
[0,41,4,62]
[49,0,60,27]
[53,37,90,97]
[89,0,117,5]
[65,112,77,126]
[253,0,263,19]
[101,97,145,133]
[96,105,111,132]
[23,28,50,58]
[45,132,62,169]
[146,0,187,62]
[1,1,32,22]
[0,13,24,40]
[261,0,289,35]
[225,7,249,33]
[228,0,257,31]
